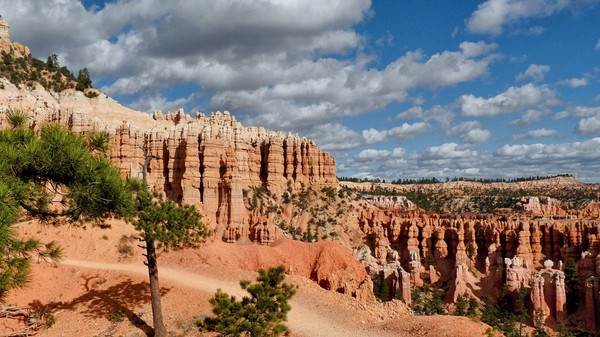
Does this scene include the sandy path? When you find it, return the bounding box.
[62,259,398,337]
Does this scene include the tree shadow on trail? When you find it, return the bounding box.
[29,274,170,337]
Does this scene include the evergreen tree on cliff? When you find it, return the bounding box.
[0,109,134,301]
[133,143,210,337]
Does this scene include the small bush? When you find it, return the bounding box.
[117,236,134,257]
[5,109,29,128]
[108,310,126,323]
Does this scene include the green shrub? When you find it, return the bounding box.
[108,310,126,323]
[411,284,446,315]
[200,266,296,337]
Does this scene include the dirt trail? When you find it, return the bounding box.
[62,259,399,337]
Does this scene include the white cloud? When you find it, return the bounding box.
[355,147,405,161]
[516,64,550,81]
[512,128,557,140]
[421,143,476,160]
[447,121,491,144]
[596,39,600,50]
[466,0,600,35]
[459,41,499,57]
[304,123,364,151]
[345,147,408,175]
[306,121,430,152]
[0,1,498,133]
[497,138,600,162]
[554,106,600,119]
[511,109,545,125]
[459,83,557,117]
[339,137,600,182]
[209,41,495,130]
[577,116,600,135]
[396,106,424,119]
[396,105,455,127]
[362,122,431,144]
[129,93,195,113]
[559,77,589,87]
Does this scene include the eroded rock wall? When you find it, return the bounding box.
[356,207,600,328]
[0,85,337,239]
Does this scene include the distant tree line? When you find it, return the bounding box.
[338,176,387,183]
[339,174,573,185]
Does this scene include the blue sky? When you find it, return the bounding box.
[1,0,600,181]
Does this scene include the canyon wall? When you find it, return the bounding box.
[0,83,337,241]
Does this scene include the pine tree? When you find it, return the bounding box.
[411,283,447,315]
[454,294,467,316]
[201,266,296,337]
[467,295,479,318]
[76,67,92,91]
[373,274,390,301]
[46,54,58,69]
[0,113,134,302]
[532,308,550,337]
[564,258,579,313]
[132,142,210,337]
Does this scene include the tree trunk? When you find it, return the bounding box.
[146,236,167,337]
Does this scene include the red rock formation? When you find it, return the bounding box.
[585,276,599,331]
[1,104,337,242]
[531,260,567,325]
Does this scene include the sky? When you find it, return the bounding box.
[1,0,600,182]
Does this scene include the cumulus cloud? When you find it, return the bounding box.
[341,147,408,178]
[447,121,491,144]
[128,93,196,113]
[466,0,600,35]
[340,138,600,182]
[554,105,600,119]
[229,43,496,130]
[511,109,545,125]
[411,143,482,175]
[305,121,430,152]
[559,77,589,87]
[362,122,431,144]
[355,148,405,162]
[497,139,600,164]
[512,128,557,140]
[516,64,550,81]
[297,123,363,151]
[395,105,455,127]
[420,143,476,160]
[459,41,499,57]
[577,116,600,135]
[459,84,557,117]
[0,0,497,133]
